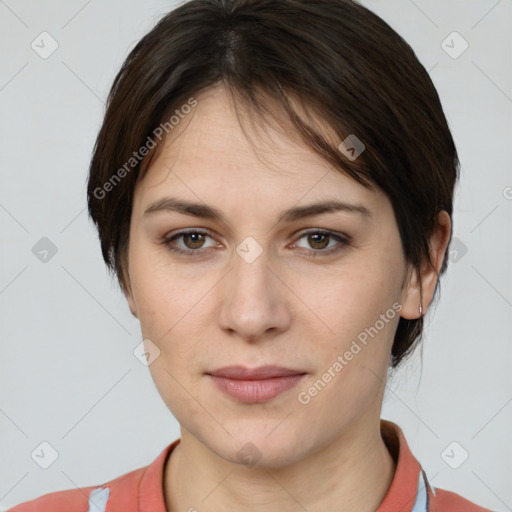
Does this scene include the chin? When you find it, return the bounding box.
[206,428,312,469]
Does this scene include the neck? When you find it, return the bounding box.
[164,418,397,512]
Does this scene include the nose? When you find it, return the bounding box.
[217,242,292,343]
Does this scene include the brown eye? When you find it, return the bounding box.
[307,233,331,250]
[162,229,218,256]
[162,228,350,258]
[293,230,351,257]
[182,232,207,249]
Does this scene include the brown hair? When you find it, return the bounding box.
[87,0,459,369]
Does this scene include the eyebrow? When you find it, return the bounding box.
[143,196,372,223]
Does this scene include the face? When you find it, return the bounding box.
[124,85,420,467]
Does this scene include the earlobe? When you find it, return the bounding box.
[124,280,139,318]
[400,211,452,320]
[125,289,139,319]
[400,265,423,320]
[122,274,138,319]
[121,255,139,318]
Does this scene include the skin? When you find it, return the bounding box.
[123,84,451,512]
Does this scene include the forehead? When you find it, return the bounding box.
[134,85,381,212]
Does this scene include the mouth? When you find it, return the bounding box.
[206,365,307,403]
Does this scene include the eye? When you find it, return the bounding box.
[292,229,351,257]
[162,229,218,255]
[161,228,351,257]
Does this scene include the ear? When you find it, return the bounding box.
[400,210,452,319]
[125,284,139,319]
[121,258,139,319]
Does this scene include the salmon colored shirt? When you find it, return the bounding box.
[8,419,492,512]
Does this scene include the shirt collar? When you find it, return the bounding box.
[135,419,432,512]
[377,419,434,512]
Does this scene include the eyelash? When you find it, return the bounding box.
[161,228,351,258]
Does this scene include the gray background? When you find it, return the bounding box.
[0,0,511,510]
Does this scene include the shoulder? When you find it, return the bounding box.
[7,441,179,512]
[7,465,147,512]
[379,420,492,512]
[430,487,493,511]
[7,484,99,512]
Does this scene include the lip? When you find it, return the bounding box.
[208,365,306,380]
[206,365,307,403]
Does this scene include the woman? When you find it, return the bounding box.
[9,0,493,510]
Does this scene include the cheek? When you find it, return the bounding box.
[128,240,203,337]
[300,254,403,351]
[295,268,399,423]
